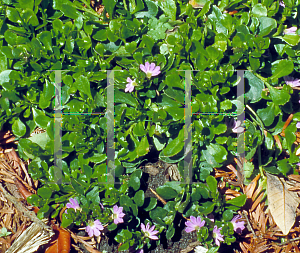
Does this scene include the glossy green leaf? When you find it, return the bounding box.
[12,118,26,137]
[226,194,247,207]
[271,59,294,80]
[37,186,52,199]
[74,76,92,99]
[134,190,145,207]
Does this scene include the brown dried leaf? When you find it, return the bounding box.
[266,172,300,235]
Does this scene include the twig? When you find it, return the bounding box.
[277,237,300,246]
[149,188,167,205]
[0,183,53,235]
[242,210,257,239]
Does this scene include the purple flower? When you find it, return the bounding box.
[125,77,137,93]
[65,198,82,214]
[84,219,104,237]
[231,215,245,234]
[296,122,300,128]
[112,205,125,224]
[297,162,300,166]
[226,118,244,133]
[141,223,159,240]
[279,0,285,7]
[283,26,298,35]
[284,76,300,87]
[213,226,224,246]
[185,216,205,233]
[140,62,161,79]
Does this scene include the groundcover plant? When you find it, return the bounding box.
[0,0,300,252]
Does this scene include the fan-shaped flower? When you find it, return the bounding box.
[140,62,161,79]
[141,223,159,240]
[65,198,82,213]
[125,77,137,93]
[185,216,205,233]
[112,205,125,224]
[85,219,104,237]
[231,215,245,234]
[213,226,224,246]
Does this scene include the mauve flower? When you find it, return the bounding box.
[185,216,205,233]
[140,62,161,79]
[297,122,300,128]
[226,118,244,133]
[112,205,125,224]
[141,223,159,240]
[297,162,300,166]
[85,219,104,237]
[65,198,82,214]
[231,215,245,234]
[284,26,298,35]
[213,226,224,246]
[125,77,137,93]
[284,76,300,87]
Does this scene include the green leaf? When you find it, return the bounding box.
[37,186,52,199]
[129,175,140,191]
[226,194,247,207]
[161,128,184,157]
[89,153,106,164]
[35,115,51,129]
[21,9,39,26]
[0,70,13,86]
[257,104,275,126]
[74,76,92,99]
[71,178,85,195]
[103,0,117,18]
[12,118,26,137]
[129,0,145,14]
[156,185,178,199]
[206,176,217,193]
[134,190,145,207]
[258,17,277,36]
[115,89,138,107]
[135,0,158,18]
[267,85,290,106]
[6,7,21,23]
[271,59,294,80]
[107,223,117,231]
[277,159,292,176]
[245,71,264,103]
[166,226,175,239]
[144,197,157,211]
[133,122,147,136]
[281,35,300,46]
[202,143,227,167]
[222,210,233,221]
[37,31,53,52]
[136,136,150,156]
[252,4,267,17]
[157,0,177,20]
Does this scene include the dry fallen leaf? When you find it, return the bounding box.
[266,172,300,235]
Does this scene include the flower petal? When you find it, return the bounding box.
[140,64,146,73]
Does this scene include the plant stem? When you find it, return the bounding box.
[245,105,264,131]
